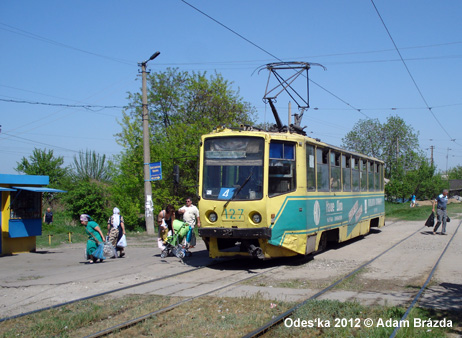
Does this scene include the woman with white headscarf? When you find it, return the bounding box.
[107,207,126,257]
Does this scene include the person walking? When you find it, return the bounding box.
[178,197,200,248]
[80,214,106,263]
[107,207,126,258]
[432,189,449,235]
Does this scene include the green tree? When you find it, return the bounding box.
[72,150,112,182]
[61,180,110,224]
[385,159,444,202]
[342,116,446,202]
[15,148,70,207]
[15,148,68,187]
[342,116,422,178]
[447,165,462,180]
[113,68,256,226]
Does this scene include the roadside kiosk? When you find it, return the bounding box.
[0,174,65,255]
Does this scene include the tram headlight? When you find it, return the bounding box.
[208,212,218,223]
[251,213,262,224]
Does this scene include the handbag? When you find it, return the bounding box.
[92,243,106,260]
[117,234,127,248]
[424,212,435,227]
[103,242,117,258]
[186,228,196,247]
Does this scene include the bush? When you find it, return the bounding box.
[62,180,110,224]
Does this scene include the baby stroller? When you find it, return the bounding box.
[160,220,192,259]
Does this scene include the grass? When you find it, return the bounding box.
[385,200,462,221]
[37,218,87,248]
[1,295,459,338]
[0,294,295,338]
[268,299,461,338]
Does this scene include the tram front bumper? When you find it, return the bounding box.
[198,227,271,239]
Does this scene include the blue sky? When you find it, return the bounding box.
[1,0,461,175]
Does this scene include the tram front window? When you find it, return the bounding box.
[203,137,264,200]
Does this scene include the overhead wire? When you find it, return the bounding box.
[180,0,460,168]
[370,0,457,145]
[0,22,135,66]
[180,0,370,119]
[0,98,125,111]
[0,132,80,153]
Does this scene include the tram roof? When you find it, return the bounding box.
[204,127,384,163]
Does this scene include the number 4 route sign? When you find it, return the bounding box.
[219,187,235,199]
[149,162,162,181]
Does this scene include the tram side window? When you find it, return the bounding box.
[306,145,316,191]
[269,141,296,196]
[330,152,341,192]
[361,160,368,191]
[342,155,351,191]
[360,160,368,191]
[317,148,329,191]
[352,158,360,191]
[378,164,384,191]
[374,163,380,191]
[368,162,375,191]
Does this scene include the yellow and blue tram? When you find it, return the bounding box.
[198,127,385,259]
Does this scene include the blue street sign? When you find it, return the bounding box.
[149,162,162,181]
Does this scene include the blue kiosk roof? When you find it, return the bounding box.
[0,174,49,185]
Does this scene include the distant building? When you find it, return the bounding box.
[449,179,462,198]
[0,174,65,255]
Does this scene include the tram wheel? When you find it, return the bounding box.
[317,232,328,252]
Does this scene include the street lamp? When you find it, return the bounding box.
[139,51,160,235]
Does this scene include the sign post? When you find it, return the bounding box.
[149,162,162,181]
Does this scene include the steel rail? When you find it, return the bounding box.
[389,219,462,338]
[83,266,279,338]
[0,259,233,323]
[242,224,426,338]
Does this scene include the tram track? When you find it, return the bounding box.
[0,258,234,323]
[3,219,457,337]
[82,266,279,338]
[242,220,461,337]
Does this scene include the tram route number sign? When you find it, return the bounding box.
[149,161,162,181]
[218,187,236,199]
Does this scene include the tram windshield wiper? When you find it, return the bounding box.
[223,170,253,209]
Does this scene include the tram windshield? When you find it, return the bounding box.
[203,136,264,200]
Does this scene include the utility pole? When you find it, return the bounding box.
[139,51,160,235]
[430,145,434,166]
[446,147,452,189]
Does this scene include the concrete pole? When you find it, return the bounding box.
[139,52,160,235]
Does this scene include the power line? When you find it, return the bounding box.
[0,98,125,111]
[0,22,135,66]
[0,132,80,153]
[370,0,456,143]
[180,0,369,119]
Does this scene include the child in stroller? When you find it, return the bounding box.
[160,219,192,258]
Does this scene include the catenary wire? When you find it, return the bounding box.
[180,0,369,119]
[0,22,135,66]
[370,0,455,143]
